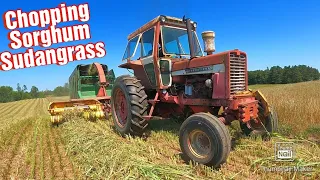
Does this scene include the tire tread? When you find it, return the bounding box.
[111,75,149,136]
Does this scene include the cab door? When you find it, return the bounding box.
[140,28,157,88]
[140,26,172,89]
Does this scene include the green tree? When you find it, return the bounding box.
[312,68,320,80]
[38,92,45,98]
[15,83,23,100]
[21,92,32,99]
[255,70,268,84]
[248,71,257,85]
[53,86,69,96]
[22,85,27,92]
[281,66,292,83]
[0,86,14,103]
[268,66,283,84]
[12,91,20,101]
[249,65,319,85]
[30,86,39,98]
[16,83,22,92]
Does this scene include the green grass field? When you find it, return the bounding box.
[0,81,319,179]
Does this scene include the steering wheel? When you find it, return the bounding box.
[159,46,174,58]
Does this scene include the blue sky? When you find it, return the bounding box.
[0,0,319,90]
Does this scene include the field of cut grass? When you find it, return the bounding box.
[59,118,319,179]
[0,81,319,179]
[0,98,79,179]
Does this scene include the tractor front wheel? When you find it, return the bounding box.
[179,113,231,168]
[111,76,149,137]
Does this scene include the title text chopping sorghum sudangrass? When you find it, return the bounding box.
[0,3,106,71]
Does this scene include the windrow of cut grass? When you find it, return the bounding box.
[0,98,79,179]
[59,117,319,179]
[0,98,50,133]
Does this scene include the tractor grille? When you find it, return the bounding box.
[229,53,246,95]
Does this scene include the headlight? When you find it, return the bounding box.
[193,22,197,28]
[205,79,212,88]
[160,16,166,22]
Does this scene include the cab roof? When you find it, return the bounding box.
[127,15,196,40]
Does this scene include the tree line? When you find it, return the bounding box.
[1,65,319,103]
[0,83,70,103]
[248,65,320,85]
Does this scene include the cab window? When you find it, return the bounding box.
[140,28,154,57]
[122,27,155,61]
[122,35,140,60]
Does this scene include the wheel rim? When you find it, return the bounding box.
[114,88,128,128]
[187,129,211,159]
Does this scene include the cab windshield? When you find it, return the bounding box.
[161,26,203,58]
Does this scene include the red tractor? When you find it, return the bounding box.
[111,15,278,168]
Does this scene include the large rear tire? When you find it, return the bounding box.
[111,76,149,136]
[179,113,231,168]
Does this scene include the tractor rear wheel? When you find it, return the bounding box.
[111,76,149,137]
[241,105,278,140]
[179,113,231,168]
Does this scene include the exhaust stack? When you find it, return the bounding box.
[183,16,196,59]
[201,31,215,55]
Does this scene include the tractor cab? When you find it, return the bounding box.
[119,15,205,90]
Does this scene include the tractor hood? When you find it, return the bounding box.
[171,49,245,73]
[171,49,248,99]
